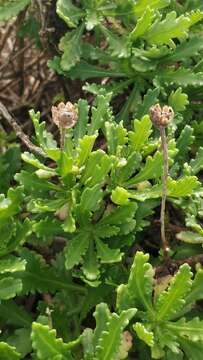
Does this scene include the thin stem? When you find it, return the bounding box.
[59,127,65,150]
[160,126,169,260]
[0,101,45,157]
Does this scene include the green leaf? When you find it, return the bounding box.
[126,151,163,186]
[59,24,84,72]
[155,264,192,321]
[81,328,94,359]
[93,303,111,348]
[0,0,31,21]
[31,322,73,359]
[94,224,119,239]
[184,269,203,306]
[156,68,203,87]
[167,176,200,197]
[88,94,112,135]
[64,232,89,270]
[117,252,154,313]
[136,88,160,119]
[77,134,97,166]
[130,7,154,40]
[111,187,130,205]
[58,152,74,177]
[80,184,103,212]
[133,322,154,347]
[0,300,32,327]
[100,203,137,226]
[144,12,190,47]
[96,238,123,264]
[15,171,58,195]
[176,231,203,244]
[83,240,100,281]
[33,217,63,240]
[29,110,57,153]
[0,187,23,219]
[129,115,152,152]
[74,99,89,142]
[86,154,115,187]
[18,248,85,294]
[0,256,26,273]
[187,9,203,26]
[85,7,101,31]
[81,150,105,184]
[179,339,203,360]
[0,277,22,300]
[134,0,170,16]
[95,309,136,360]
[0,342,20,359]
[168,88,189,112]
[7,328,32,359]
[56,0,83,28]
[165,36,203,63]
[176,125,194,163]
[105,121,127,155]
[68,62,126,80]
[21,152,54,172]
[190,147,203,174]
[166,317,203,341]
[116,152,142,185]
[100,26,130,58]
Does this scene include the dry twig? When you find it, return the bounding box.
[0,101,45,156]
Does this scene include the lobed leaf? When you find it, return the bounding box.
[0,0,31,21]
[0,277,22,300]
[190,147,203,174]
[130,7,154,40]
[144,11,190,47]
[95,309,136,360]
[155,264,192,321]
[117,252,154,314]
[133,322,154,347]
[129,115,152,152]
[0,342,20,359]
[31,322,73,359]
[96,238,123,264]
[59,24,84,72]
[56,0,82,28]
[166,317,203,342]
[134,0,170,16]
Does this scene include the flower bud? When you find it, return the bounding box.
[149,103,174,128]
[51,102,78,129]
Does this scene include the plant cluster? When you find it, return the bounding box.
[0,0,203,359]
[49,0,203,122]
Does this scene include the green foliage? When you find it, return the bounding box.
[117,252,203,359]
[1,0,203,353]
[48,0,203,122]
[0,0,31,21]
[8,97,200,285]
[31,322,73,359]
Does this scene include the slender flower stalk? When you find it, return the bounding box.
[149,104,174,260]
[51,102,78,150]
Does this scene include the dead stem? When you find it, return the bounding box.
[0,101,45,157]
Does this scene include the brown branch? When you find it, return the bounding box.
[0,101,45,157]
[155,254,203,278]
[0,40,35,73]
